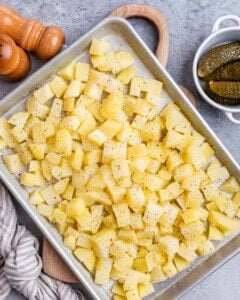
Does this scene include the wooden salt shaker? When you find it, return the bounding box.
[0,3,65,60]
[0,32,30,81]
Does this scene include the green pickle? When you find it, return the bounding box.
[206,83,240,105]
[198,42,240,79]
[209,81,240,99]
[206,60,240,81]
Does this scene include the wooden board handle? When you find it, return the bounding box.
[110,4,169,68]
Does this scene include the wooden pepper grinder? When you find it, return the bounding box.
[0,32,30,81]
[0,3,65,60]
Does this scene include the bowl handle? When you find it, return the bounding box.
[212,15,240,32]
[225,111,240,124]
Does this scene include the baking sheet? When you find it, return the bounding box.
[0,17,240,300]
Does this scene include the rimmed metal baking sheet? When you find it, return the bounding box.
[0,17,240,300]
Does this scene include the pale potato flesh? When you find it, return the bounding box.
[1,38,240,300]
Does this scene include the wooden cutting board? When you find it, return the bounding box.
[42,4,196,283]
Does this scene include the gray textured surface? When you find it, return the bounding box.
[1,0,240,299]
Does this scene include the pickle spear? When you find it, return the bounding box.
[209,81,240,99]
[206,60,240,81]
[206,83,240,105]
[198,42,240,79]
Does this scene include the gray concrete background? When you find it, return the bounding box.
[1,0,240,299]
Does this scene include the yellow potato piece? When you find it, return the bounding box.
[2,37,240,300]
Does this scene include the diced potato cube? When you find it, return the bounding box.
[115,51,134,69]
[173,255,189,272]
[100,120,122,139]
[56,129,73,157]
[91,204,103,233]
[52,208,67,224]
[114,254,133,273]
[208,225,224,241]
[138,282,154,298]
[207,160,229,182]
[3,153,23,173]
[78,116,96,136]
[220,176,240,193]
[15,142,33,164]
[61,184,74,200]
[197,240,214,256]
[150,265,167,283]
[76,232,92,248]
[208,211,239,233]
[40,185,62,206]
[95,258,113,284]
[66,197,85,218]
[74,247,96,271]
[0,118,18,148]
[91,228,116,258]
[130,157,150,173]
[126,187,145,213]
[159,203,179,226]
[72,104,92,123]
[26,97,50,119]
[158,235,179,257]
[69,147,83,171]
[102,141,127,163]
[142,78,163,94]
[177,243,197,262]
[64,80,84,98]
[184,143,207,170]
[84,81,103,101]
[28,143,45,160]
[105,52,122,75]
[75,62,90,82]
[130,213,143,230]
[64,235,76,250]
[174,163,194,183]
[76,207,92,231]
[113,203,131,228]
[54,177,69,194]
[8,112,30,128]
[144,92,160,106]
[143,203,162,225]
[163,260,177,277]
[117,66,135,84]
[90,39,110,55]
[111,159,130,180]
[181,208,202,224]
[143,173,165,191]
[49,98,62,118]
[34,83,54,104]
[202,183,219,201]
[20,172,40,187]
[29,190,45,205]
[129,77,144,97]
[63,97,75,112]
[88,129,107,146]
[180,221,205,241]
[37,203,53,221]
[91,55,111,72]
[57,61,76,81]
[50,76,68,98]
[200,142,214,159]
[140,118,162,142]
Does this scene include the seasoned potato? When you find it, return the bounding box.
[2,37,240,300]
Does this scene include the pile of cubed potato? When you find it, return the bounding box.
[1,38,240,300]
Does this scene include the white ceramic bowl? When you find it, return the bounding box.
[193,15,240,124]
